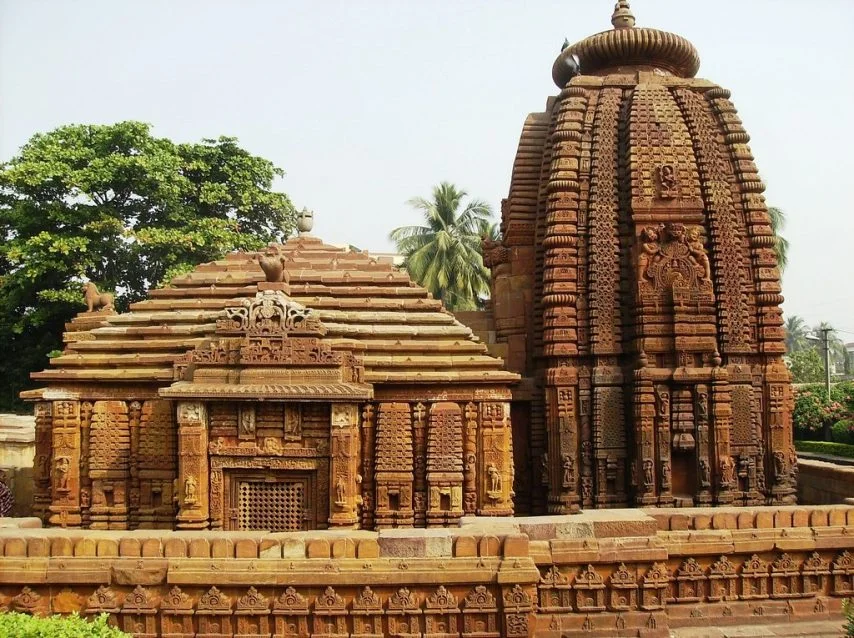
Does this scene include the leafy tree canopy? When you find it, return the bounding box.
[389,182,493,312]
[788,348,825,384]
[0,121,297,410]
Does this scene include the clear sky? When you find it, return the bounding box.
[2,0,853,339]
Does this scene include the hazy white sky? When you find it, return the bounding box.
[2,0,853,339]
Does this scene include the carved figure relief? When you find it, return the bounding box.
[183,475,198,506]
[657,163,679,198]
[638,223,714,299]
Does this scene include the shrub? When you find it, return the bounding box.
[845,598,854,637]
[795,440,854,459]
[832,419,854,445]
[833,381,854,411]
[793,387,846,440]
[0,612,129,637]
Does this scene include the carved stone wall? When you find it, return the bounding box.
[1,506,853,637]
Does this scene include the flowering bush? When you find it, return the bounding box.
[793,386,847,440]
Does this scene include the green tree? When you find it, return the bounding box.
[768,206,789,272]
[0,121,297,411]
[784,314,809,353]
[389,182,493,311]
[788,348,825,384]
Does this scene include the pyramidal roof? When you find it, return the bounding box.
[25,235,518,398]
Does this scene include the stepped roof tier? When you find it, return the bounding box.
[24,234,518,401]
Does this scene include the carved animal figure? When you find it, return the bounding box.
[258,251,289,283]
[83,282,114,312]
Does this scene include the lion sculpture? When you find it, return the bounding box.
[83,282,114,313]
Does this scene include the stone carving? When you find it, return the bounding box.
[83,282,114,312]
[258,249,289,283]
[657,163,679,198]
[218,290,325,337]
[183,475,198,506]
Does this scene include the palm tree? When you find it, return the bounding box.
[784,314,809,353]
[389,182,493,311]
[768,206,789,273]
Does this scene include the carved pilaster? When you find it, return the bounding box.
[88,401,130,529]
[478,402,513,516]
[426,402,464,526]
[329,404,360,528]
[127,401,142,529]
[32,402,52,524]
[711,370,735,506]
[556,385,579,513]
[79,401,93,527]
[654,386,673,506]
[633,372,656,507]
[176,401,209,530]
[463,402,478,515]
[374,402,414,528]
[49,401,81,527]
[360,403,376,529]
[412,402,428,527]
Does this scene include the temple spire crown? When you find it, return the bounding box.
[611,0,636,29]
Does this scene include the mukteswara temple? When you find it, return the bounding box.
[24,0,794,534]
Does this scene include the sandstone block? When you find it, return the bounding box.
[74,537,96,557]
[693,514,711,530]
[4,538,26,557]
[479,535,501,557]
[164,538,186,558]
[774,510,793,528]
[670,515,690,531]
[792,509,809,527]
[280,538,304,559]
[307,538,330,559]
[235,539,257,558]
[756,511,774,529]
[96,539,118,557]
[260,539,281,559]
[51,537,73,557]
[454,536,477,558]
[141,539,162,557]
[119,538,141,557]
[357,539,380,559]
[737,512,755,529]
[503,535,529,558]
[188,538,210,558]
[810,510,828,527]
[829,509,847,526]
[332,538,355,559]
[712,513,737,530]
[27,537,49,557]
[210,538,234,558]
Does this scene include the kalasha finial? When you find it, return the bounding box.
[611,0,636,29]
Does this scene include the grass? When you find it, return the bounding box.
[795,440,854,459]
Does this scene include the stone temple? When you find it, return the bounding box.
[8,5,854,637]
[484,0,795,515]
[23,1,795,533]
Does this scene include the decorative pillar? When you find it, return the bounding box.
[766,365,796,504]
[633,363,657,506]
[695,384,713,506]
[128,401,142,530]
[360,403,376,529]
[79,401,93,527]
[374,402,414,528]
[88,401,130,529]
[176,401,209,530]
[32,402,53,524]
[426,402,464,527]
[553,380,579,513]
[49,400,81,527]
[654,385,673,506]
[463,402,478,515]
[711,363,735,505]
[478,402,513,516]
[329,404,360,528]
[412,402,428,527]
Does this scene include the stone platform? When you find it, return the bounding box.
[0,505,852,637]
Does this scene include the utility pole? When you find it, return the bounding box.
[820,327,832,402]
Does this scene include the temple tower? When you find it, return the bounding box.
[486,1,795,512]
